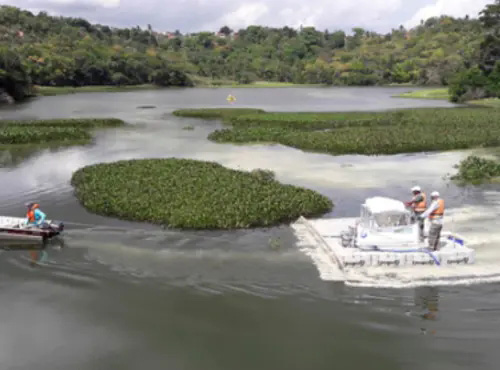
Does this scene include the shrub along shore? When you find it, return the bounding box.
[174,107,500,155]
[0,118,125,146]
[71,158,333,229]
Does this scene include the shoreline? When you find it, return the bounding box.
[393,88,500,108]
[33,82,441,97]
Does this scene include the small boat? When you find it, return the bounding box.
[0,216,64,243]
[293,196,474,269]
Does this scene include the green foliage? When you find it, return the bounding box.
[173,108,265,119]
[449,66,489,102]
[0,118,125,128]
[1,4,492,94]
[0,126,90,144]
[0,118,124,145]
[0,5,192,96]
[478,0,500,75]
[396,88,449,99]
[35,84,159,96]
[186,107,500,155]
[70,158,333,229]
[150,67,193,87]
[0,45,32,101]
[451,155,500,184]
[468,97,500,108]
[450,1,500,101]
[250,168,275,182]
[228,112,377,129]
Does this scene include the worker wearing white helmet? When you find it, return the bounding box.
[419,191,445,250]
[404,185,427,241]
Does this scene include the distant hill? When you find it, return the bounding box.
[0,5,487,101]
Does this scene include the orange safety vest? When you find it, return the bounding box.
[430,199,445,219]
[414,192,427,213]
[26,204,39,222]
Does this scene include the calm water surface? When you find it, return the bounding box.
[0,87,499,370]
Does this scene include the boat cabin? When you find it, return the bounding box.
[360,197,413,229]
[355,197,420,249]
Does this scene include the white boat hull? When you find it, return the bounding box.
[0,216,64,243]
[293,216,475,269]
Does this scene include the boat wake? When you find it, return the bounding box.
[292,194,500,288]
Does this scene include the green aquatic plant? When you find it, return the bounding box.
[0,118,125,146]
[1,118,125,128]
[250,168,275,182]
[451,155,500,184]
[268,237,282,251]
[227,111,381,129]
[71,158,333,229]
[173,108,265,119]
[188,107,500,155]
[0,126,91,144]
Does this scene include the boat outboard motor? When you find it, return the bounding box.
[46,221,64,232]
[53,221,64,232]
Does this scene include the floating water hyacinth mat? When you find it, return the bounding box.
[0,118,125,145]
[71,158,333,229]
[173,108,265,119]
[176,107,500,155]
[451,155,500,185]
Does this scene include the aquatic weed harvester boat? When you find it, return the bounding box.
[293,197,474,270]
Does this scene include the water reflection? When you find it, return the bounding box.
[0,143,88,168]
[415,286,439,320]
[0,148,40,168]
[0,238,64,266]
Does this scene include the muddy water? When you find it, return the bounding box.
[1,87,499,370]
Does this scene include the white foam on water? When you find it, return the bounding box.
[292,192,500,289]
[292,222,345,281]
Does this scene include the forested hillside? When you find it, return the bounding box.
[449,0,500,102]
[0,4,493,101]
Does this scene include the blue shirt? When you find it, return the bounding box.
[27,208,46,225]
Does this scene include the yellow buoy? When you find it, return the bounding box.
[227,94,236,103]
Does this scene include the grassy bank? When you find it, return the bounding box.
[223,81,324,88]
[468,98,500,108]
[174,107,500,155]
[189,76,324,88]
[35,84,161,96]
[395,89,500,108]
[0,118,125,146]
[395,88,449,100]
[71,158,333,229]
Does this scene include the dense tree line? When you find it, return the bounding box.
[0,4,494,101]
[450,0,500,102]
[0,6,193,101]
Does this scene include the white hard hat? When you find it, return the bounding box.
[431,191,440,197]
[411,186,421,192]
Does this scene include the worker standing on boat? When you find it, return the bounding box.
[405,186,427,242]
[419,191,444,251]
[25,202,47,227]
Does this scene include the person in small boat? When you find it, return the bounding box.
[405,186,427,241]
[419,191,444,251]
[25,202,47,228]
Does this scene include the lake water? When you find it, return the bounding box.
[1,86,499,370]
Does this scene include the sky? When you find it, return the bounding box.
[3,0,496,33]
